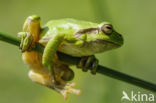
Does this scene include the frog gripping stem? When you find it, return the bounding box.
[18,15,41,52]
[77,55,99,74]
[0,14,155,100]
[18,32,33,52]
[18,15,82,99]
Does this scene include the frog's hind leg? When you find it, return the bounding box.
[28,70,52,87]
[20,15,46,73]
[54,61,74,83]
[18,15,41,52]
[23,15,41,42]
[52,61,81,99]
[28,63,81,100]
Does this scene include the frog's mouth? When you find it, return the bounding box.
[83,39,122,53]
[94,39,122,47]
[78,39,121,55]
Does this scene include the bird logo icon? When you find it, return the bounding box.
[121,91,130,101]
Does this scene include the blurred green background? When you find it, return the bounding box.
[0,0,156,103]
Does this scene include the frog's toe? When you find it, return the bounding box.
[18,32,34,52]
[91,59,99,74]
[60,82,81,100]
[77,55,99,74]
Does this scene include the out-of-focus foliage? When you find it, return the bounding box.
[0,0,156,103]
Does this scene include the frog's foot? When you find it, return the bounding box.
[29,70,81,100]
[77,55,99,74]
[18,32,34,52]
[52,82,81,100]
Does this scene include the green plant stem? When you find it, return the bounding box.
[0,32,156,92]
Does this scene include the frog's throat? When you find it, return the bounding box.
[81,39,122,52]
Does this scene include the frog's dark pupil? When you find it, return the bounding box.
[106,26,112,29]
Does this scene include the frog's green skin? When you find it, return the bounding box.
[39,19,123,57]
[19,15,123,99]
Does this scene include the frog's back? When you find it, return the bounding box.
[39,19,99,56]
[40,18,98,39]
[45,18,98,29]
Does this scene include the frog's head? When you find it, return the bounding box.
[75,22,123,52]
[95,22,124,49]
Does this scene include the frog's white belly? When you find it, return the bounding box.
[58,43,95,57]
[58,41,117,57]
[39,38,119,57]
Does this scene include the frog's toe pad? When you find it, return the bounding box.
[18,32,34,52]
[77,55,99,74]
[60,83,81,100]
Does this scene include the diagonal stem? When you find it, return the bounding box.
[0,32,156,92]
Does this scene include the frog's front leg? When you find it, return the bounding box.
[77,55,99,74]
[42,33,65,84]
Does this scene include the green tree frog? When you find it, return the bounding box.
[18,15,123,99]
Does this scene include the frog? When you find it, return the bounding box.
[18,15,123,99]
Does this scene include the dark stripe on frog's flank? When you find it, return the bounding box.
[75,27,99,37]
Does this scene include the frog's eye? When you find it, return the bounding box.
[101,24,113,35]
